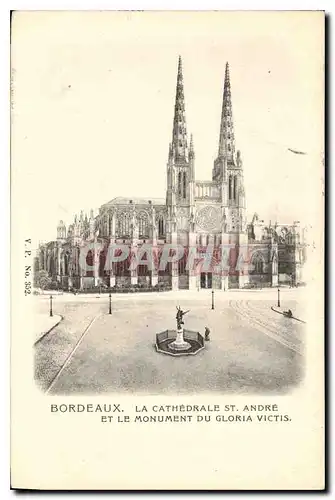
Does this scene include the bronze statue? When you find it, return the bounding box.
[176,306,189,330]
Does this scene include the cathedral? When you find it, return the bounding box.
[35,58,306,291]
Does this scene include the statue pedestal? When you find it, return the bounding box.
[169,328,191,351]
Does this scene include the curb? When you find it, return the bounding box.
[45,314,99,394]
[34,315,64,346]
[271,306,306,324]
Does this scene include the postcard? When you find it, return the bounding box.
[10,10,325,490]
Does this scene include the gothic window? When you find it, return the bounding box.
[179,140,183,147]
[118,213,130,237]
[101,215,106,236]
[178,171,182,196]
[252,253,265,274]
[86,250,94,277]
[228,144,231,152]
[138,212,149,239]
[158,215,164,238]
[183,171,187,198]
[108,212,114,235]
[179,126,183,134]
[64,253,69,275]
[229,175,232,200]
[228,133,230,139]
[255,258,263,274]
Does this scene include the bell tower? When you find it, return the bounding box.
[166,56,195,212]
[213,62,247,233]
[212,62,248,288]
[165,56,196,290]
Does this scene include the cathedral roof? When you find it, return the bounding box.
[103,197,166,207]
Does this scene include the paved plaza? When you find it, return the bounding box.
[34,288,306,395]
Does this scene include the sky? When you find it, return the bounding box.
[11,11,324,247]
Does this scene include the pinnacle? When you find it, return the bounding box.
[177,55,183,84]
[178,55,182,70]
[224,61,231,90]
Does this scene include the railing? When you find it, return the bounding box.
[156,329,204,346]
[156,330,176,344]
[195,182,221,200]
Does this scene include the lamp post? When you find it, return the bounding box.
[211,289,215,310]
[277,287,281,308]
[109,291,112,315]
[49,295,53,317]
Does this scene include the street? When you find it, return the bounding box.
[34,288,306,394]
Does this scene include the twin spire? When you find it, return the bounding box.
[218,62,235,160]
[171,56,188,162]
[170,57,236,164]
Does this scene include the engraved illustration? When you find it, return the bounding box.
[31,55,310,395]
[10,11,325,493]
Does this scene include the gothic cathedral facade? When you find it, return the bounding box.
[36,58,306,291]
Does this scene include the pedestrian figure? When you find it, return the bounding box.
[205,326,210,341]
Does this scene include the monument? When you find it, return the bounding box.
[155,306,205,357]
[168,307,191,352]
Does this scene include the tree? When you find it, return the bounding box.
[34,270,52,290]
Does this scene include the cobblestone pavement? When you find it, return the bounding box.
[33,289,306,394]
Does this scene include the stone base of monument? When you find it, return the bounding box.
[155,329,205,357]
[168,329,192,352]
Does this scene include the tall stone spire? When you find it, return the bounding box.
[171,56,188,163]
[218,62,235,161]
